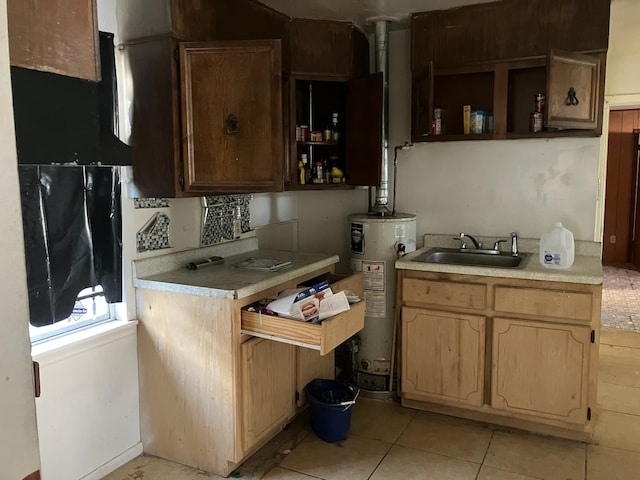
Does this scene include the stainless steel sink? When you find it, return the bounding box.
[412,248,529,269]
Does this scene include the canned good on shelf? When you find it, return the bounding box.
[530,112,544,132]
[534,94,545,114]
[299,125,309,142]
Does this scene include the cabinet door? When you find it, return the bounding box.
[401,307,485,407]
[8,0,99,81]
[296,347,334,407]
[492,317,591,424]
[546,50,601,130]
[346,73,383,186]
[180,40,283,194]
[241,338,295,453]
[411,62,434,141]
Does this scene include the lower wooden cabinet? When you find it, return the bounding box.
[296,347,334,407]
[398,269,601,441]
[402,307,485,407]
[241,338,296,452]
[136,265,363,476]
[491,317,591,425]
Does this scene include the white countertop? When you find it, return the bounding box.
[396,235,603,285]
[133,240,339,299]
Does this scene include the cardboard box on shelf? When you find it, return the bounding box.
[463,105,471,134]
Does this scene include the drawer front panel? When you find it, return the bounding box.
[495,286,592,322]
[241,300,365,355]
[402,277,486,310]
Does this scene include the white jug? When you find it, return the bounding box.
[539,222,575,269]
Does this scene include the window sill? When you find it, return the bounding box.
[31,320,138,364]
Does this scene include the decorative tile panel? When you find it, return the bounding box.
[201,194,252,247]
[134,198,170,209]
[137,212,170,252]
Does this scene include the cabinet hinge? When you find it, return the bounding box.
[295,391,300,401]
[591,330,596,343]
[587,407,592,421]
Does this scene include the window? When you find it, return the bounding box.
[29,286,114,344]
[18,166,123,342]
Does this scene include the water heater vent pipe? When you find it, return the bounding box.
[368,17,393,217]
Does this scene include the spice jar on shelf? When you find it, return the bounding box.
[313,161,324,184]
[331,113,340,142]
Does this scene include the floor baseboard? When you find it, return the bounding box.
[79,443,143,480]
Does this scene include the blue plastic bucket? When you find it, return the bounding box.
[305,378,359,442]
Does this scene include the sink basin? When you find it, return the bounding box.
[412,248,528,269]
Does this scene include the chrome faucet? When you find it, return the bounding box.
[511,232,519,256]
[457,232,482,249]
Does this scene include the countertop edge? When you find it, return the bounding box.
[396,249,603,285]
[133,252,341,299]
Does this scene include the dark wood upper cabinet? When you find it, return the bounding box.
[8,0,100,81]
[180,41,282,194]
[411,63,434,141]
[126,38,283,197]
[346,73,383,186]
[119,0,291,70]
[284,19,375,190]
[289,19,369,78]
[121,0,373,195]
[411,0,610,142]
[546,50,601,130]
[285,71,381,191]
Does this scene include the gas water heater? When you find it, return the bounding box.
[348,213,416,394]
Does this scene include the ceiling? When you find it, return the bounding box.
[258,0,498,30]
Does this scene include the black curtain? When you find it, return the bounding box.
[18,166,122,327]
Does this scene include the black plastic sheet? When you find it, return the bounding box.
[18,166,122,327]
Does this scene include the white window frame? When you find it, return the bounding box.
[29,286,116,345]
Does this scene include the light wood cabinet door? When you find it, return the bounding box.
[180,40,283,194]
[492,317,591,424]
[241,337,295,453]
[402,307,485,407]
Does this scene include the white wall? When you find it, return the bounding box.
[33,324,141,480]
[387,29,602,243]
[251,189,369,273]
[0,2,42,479]
[605,0,640,97]
[29,4,144,480]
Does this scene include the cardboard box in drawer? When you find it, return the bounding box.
[267,280,350,323]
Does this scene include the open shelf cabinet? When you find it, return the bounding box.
[412,50,605,143]
[285,74,383,190]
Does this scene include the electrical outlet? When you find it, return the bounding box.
[610,235,617,244]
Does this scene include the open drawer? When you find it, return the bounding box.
[241,273,365,355]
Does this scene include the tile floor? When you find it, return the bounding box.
[601,266,640,332]
[104,330,640,480]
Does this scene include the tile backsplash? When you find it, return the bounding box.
[137,212,170,252]
[134,197,170,209]
[133,194,252,252]
[201,194,252,246]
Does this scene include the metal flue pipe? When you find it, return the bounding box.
[369,18,391,216]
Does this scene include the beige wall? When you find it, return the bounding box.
[0,2,42,478]
[605,0,640,97]
[387,29,602,242]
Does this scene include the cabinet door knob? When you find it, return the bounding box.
[565,87,579,106]
[225,114,239,134]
